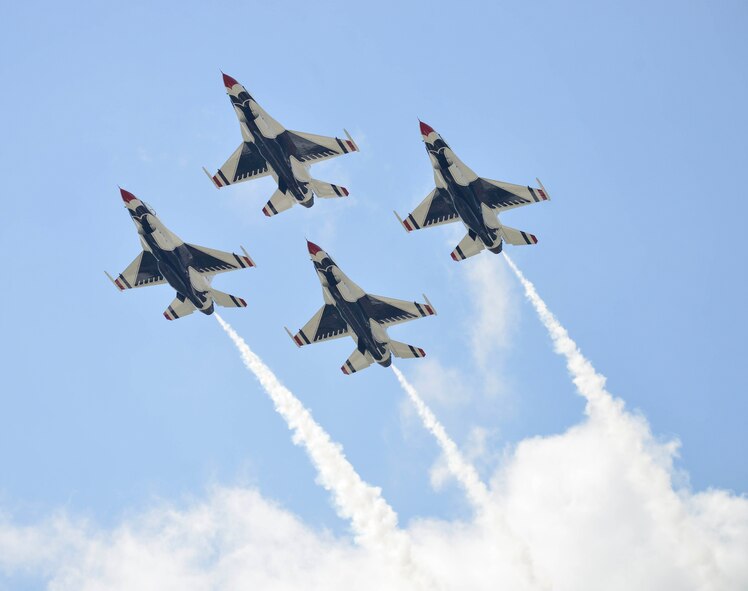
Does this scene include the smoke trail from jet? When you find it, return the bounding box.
[391,365,491,511]
[214,314,434,590]
[392,365,545,589]
[503,254,616,416]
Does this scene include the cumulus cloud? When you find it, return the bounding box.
[4,386,745,590]
[2,262,746,590]
[0,488,408,591]
[2,370,748,590]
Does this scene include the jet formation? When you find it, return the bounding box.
[109,74,550,373]
[395,121,550,261]
[285,241,436,374]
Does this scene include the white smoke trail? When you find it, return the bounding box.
[214,314,434,590]
[391,365,491,511]
[503,254,619,417]
[501,255,728,586]
[391,365,545,590]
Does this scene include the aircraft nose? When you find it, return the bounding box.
[306,240,323,256]
[419,120,435,137]
[222,72,239,89]
[120,188,138,204]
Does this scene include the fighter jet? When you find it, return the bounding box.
[203,73,359,218]
[106,188,255,320]
[395,121,551,261]
[285,241,437,375]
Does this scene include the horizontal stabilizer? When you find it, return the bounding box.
[210,289,247,309]
[451,232,485,262]
[310,179,349,199]
[262,188,296,217]
[389,340,426,359]
[501,225,538,246]
[341,348,374,375]
[164,294,197,321]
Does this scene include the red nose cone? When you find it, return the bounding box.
[419,120,435,137]
[306,240,323,256]
[120,188,137,203]
[222,72,239,89]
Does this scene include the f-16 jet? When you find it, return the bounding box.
[395,121,550,261]
[106,188,255,320]
[285,241,437,375]
[204,73,359,218]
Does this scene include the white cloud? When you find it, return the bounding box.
[3,258,747,590]
[0,488,406,591]
[5,389,746,591]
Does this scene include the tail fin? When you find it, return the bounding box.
[210,289,247,309]
[501,225,538,246]
[310,179,349,199]
[389,340,426,359]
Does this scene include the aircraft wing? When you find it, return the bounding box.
[281,130,359,165]
[205,142,271,188]
[109,250,166,291]
[361,294,436,327]
[397,188,460,232]
[184,244,255,275]
[472,178,549,212]
[289,304,350,346]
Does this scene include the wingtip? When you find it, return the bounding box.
[202,166,220,189]
[422,294,437,316]
[240,246,256,267]
[393,211,412,232]
[285,326,302,348]
[535,177,551,201]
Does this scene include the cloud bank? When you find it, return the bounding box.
[1,264,746,590]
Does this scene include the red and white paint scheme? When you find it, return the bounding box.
[394,121,550,261]
[284,241,436,375]
[106,188,255,320]
[203,73,359,219]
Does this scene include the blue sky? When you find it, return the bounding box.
[1,1,747,587]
